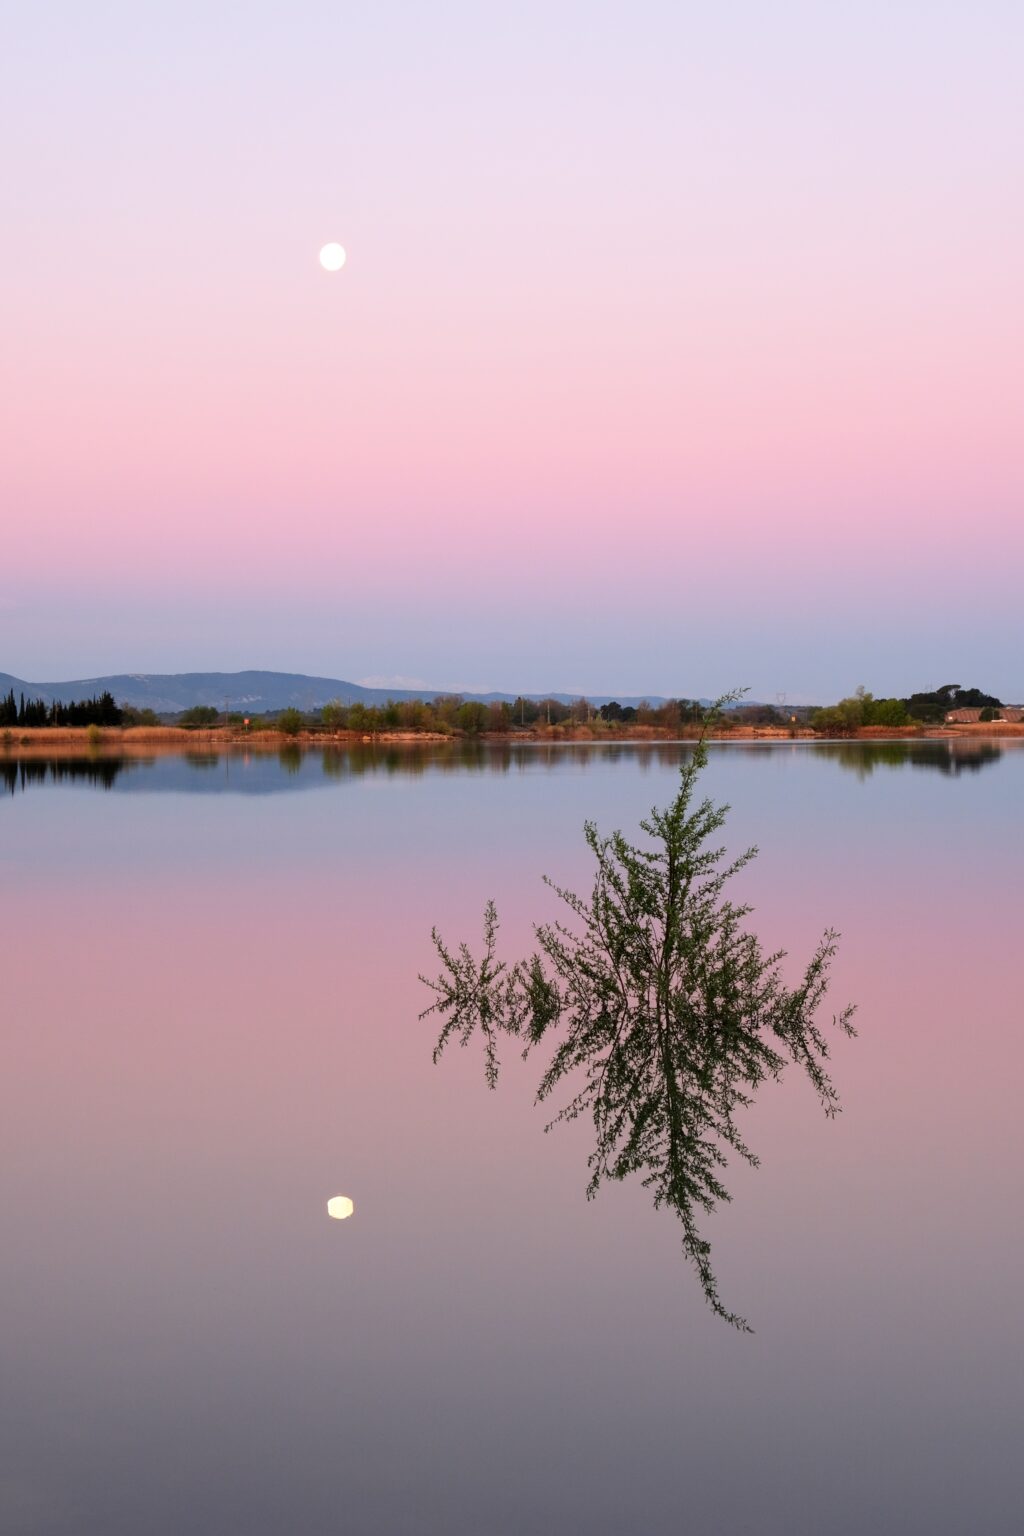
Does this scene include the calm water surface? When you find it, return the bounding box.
[3,741,1022,1535]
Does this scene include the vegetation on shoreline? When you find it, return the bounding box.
[3,680,1014,744]
[311,696,719,736]
[233,694,808,738]
[810,683,1006,735]
[0,688,132,728]
[810,688,911,733]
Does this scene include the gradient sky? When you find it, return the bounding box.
[3,2,1021,701]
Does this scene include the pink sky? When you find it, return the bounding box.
[2,2,1021,700]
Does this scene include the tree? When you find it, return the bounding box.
[864,697,908,728]
[180,705,218,728]
[398,699,432,731]
[421,701,855,1330]
[321,700,345,730]
[904,685,1001,723]
[456,700,489,734]
[277,707,303,736]
[811,693,867,734]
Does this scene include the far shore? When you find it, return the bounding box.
[4,721,1024,757]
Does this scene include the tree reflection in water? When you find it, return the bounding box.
[1,756,142,795]
[422,729,856,1330]
[1,737,1010,798]
[817,740,1003,779]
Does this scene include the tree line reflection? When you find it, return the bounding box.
[814,740,1005,778]
[1,756,149,795]
[1,738,1013,796]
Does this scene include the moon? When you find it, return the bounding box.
[319,243,347,272]
[327,1195,354,1220]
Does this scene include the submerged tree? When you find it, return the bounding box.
[421,700,855,1329]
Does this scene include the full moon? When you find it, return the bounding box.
[319,242,347,272]
[327,1195,354,1220]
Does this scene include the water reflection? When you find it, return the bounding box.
[5,730,1024,1536]
[815,740,1004,778]
[1,756,146,795]
[2,737,1018,796]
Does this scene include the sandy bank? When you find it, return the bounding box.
[3,721,1023,758]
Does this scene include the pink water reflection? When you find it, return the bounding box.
[3,742,1022,1534]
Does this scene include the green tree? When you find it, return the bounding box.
[421,703,855,1329]
[811,690,867,733]
[904,685,1001,723]
[398,699,431,730]
[321,700,345,730]
[277,707,303,736]
[457,700,489,734]
[123,706,160,727]
[180,705,219,728]
[863,697,908,728]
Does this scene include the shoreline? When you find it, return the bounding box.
[3,722,1024,757]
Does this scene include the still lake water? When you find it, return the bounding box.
[3,740,1022,1536]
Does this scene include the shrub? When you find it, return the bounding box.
[277,708,303,736]
[422,700,855,1329]
[180,706,219,729]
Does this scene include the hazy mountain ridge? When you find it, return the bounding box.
[0,669,678,713]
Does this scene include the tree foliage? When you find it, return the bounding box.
[276,707,303,736]
[904,684,1001,723]
[809,683,1007,732]
[0,689,123,728]
[421,704,855,1329]
[811,686,908,733]
[180,705,219,729]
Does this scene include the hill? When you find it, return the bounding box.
[0,670,674,714]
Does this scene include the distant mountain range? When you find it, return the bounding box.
[0,669,681,714]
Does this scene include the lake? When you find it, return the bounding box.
[3,740,1022,1535]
